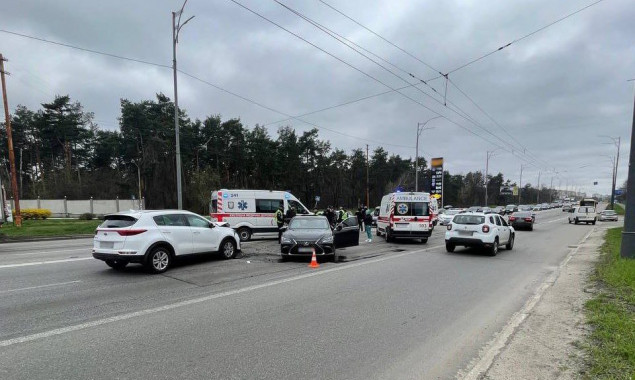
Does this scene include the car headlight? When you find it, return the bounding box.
[319,235,334,244]
[281,237,295,244]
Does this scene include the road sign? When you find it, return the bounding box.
[315,195,321,202]
[615,189,624,196]
[500,186,513,196]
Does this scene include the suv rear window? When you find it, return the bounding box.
[453,215,485,225]
[100,215,137,228]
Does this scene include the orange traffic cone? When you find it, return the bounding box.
[308,249,320,268]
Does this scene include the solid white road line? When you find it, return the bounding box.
[7,248,89,257]
[0,257,93,269]
[0,244,443,348]
[458,228,595,380]
[0,280,82,294]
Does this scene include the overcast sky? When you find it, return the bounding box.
[2,0,633,196]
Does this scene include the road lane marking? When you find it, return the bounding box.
[8,248,89,257]
[458,228,595,380]
[0,280,82,294]
[0,244,443,348]
[0,258,92,269]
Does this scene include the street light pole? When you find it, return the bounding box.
[536,171,541,204]
[484,149,499,206]
[415,116,442,192]
[518,165,524,205]
[172,0,194,210]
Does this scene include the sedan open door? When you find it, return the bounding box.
[334,216,360,248]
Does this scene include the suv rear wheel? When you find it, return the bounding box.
[506,234,514,250]
[146,246,172,274]
[445,243,455,252]
[487,239,499,256]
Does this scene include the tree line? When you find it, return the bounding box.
[0,93,560,214]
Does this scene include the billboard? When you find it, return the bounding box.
[500,185,513,196]
[430,157,443,206]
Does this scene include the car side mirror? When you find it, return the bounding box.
[280,226,288,232]
[209,223,215,228]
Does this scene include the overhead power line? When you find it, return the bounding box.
[0,29,171,69]
[273,0,541,161]
[0,28,412,149]
[318,0,443,76]
[446,0,606,74]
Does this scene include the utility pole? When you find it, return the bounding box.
[366,144,369,207]
[415,116,441,192]
[484,149,498,206]
[621,80,635,258]
[518,165,524,205]
[536,171,541,204]
[172,0,194,210]
[549,176,554,203]
[0,54,21,226]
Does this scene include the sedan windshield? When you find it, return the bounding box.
[289,218,329,230]
[453,215,485,225]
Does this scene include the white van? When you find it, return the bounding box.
[210,189,311,241]
[376,192,434,243]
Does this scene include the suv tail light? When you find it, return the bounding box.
[116,229,147,236]
[447,224,452,231]
[524,217,533,222]
[482,225,490,233]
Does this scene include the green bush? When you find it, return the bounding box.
[78,213,96,220]
[12,208,52,220]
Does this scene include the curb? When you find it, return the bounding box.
[0,234,94,243]
[458,227,597,380]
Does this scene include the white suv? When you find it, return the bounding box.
[92,210,241,273]
[445,212,515,256]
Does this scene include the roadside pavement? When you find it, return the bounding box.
[468,225,615,379]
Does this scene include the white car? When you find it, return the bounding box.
[93,210,241,273]
[568,206,597,225]
[445,212,515,256]
[598,210,618,221]
[438,209,461,225]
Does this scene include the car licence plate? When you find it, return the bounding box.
[100,241,114,249]
[458,231,473,236]
[298,247,313,253]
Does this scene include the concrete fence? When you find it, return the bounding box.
[9,197,145,218]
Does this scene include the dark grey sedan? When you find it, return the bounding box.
[280,215,359,261]
[508,211,534,231]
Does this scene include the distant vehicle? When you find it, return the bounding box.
[210,189,311,241]
[562,202,572,212]
[280,215,358,261]
[579,198,598,208]
[540,203,550,210]
[445,213,515,255]
[377,192,434,243]
[568,206,597,225]
[598,210,618,222]
[443,205,454,210]
[504,205,518,215]
[466,206,483,213]
[93,210,241,274]
[482,207,495,214]
[492,206,505,215]
[439,209,462,225]
[518,205,536,220]
[532,205,541,211]
[372,206,380,226]
[508,211,534,231]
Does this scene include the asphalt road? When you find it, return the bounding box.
[0,208,618,379]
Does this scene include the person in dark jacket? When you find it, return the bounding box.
[275,205,285,243]
[325,206,336,228]
[356,207,364,231]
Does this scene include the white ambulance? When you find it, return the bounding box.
[210,189,311,241]
[376,192,435,243]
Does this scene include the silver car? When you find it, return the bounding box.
[598,210,618,221]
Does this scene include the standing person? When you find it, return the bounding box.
[285,206,296,224]
[356,207,364,231]
[325,206,335,228]
[275,205,285,243]
[364,208,374,242]
[337,207,347,224]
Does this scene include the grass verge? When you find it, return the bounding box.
[0,219,101,238]
[584,227,635,379]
